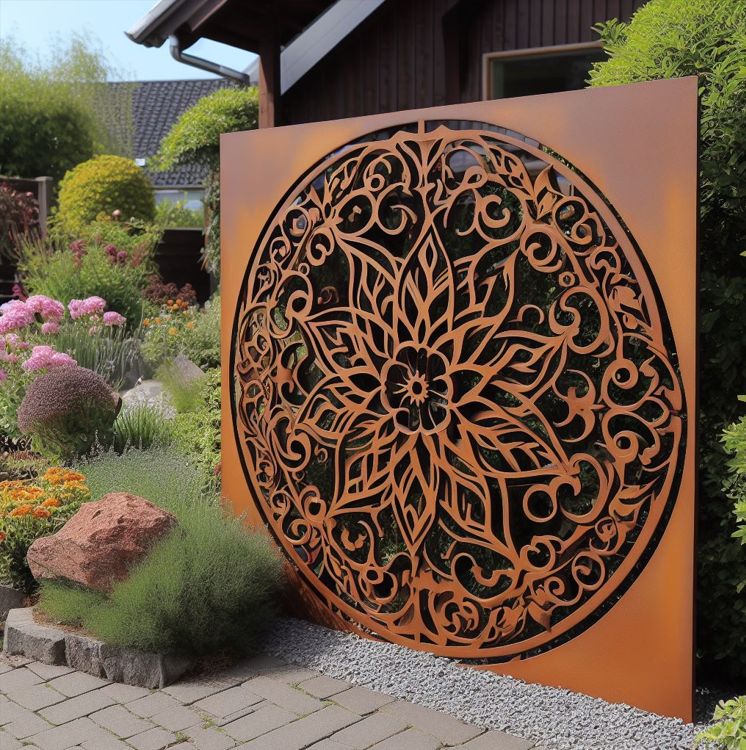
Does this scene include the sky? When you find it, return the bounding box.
[0,0,257,80]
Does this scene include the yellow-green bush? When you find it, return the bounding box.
[56,155,155,233]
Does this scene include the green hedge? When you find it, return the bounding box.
[589,0,746,679]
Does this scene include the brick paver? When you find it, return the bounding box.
[380,701,485,745]
[0,649,536,750]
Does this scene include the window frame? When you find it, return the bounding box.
[482,42,604,101]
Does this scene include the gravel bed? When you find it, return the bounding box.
[262,616,704,750]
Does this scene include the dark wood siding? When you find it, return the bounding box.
[282,0,646,125]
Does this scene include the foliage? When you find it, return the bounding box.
[48,324,141,391]
[78,445,207,517]
[696,696,746,749]
[111,401,174,453]
[38,580,105,624]
[0,35,132,184]
[170,368,222,488]
[589,0,746,679]
[159,365,203,414]
[17,220,160,327]
[17,366,121,461]
[723,400,746,551]
[154,199,204,229]
[141,295,221,372]
[154,86,256,173]
[154,86,258,277]
[0,183,39,258]
[50,445,284,657]
[203,174,221,276]
[55,155,155,234]
[0,468,89,592]
[0,451,50,482]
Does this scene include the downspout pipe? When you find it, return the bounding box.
[169,35,253,85]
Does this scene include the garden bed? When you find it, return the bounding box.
[3,606,192,688]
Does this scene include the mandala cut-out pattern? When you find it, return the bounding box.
[232,123,684,659]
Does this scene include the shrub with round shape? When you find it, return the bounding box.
[17,366,121,459]
[56,155,155,234]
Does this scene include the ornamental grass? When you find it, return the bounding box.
[41,446,283,658]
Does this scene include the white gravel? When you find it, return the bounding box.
[261,616,704,750]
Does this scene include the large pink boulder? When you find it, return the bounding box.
[28,493,177,593]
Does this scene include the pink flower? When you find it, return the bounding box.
[68,296,107,320]
[116,251,128,264]
[0,300,35,334]
[0,369,6,383]
[41,321,60,335]
[21,346,76,372]
[25,295,65,322]
[103,311,126,327]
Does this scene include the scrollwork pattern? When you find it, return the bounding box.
[233,123,684,658]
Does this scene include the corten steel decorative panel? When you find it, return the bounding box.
[222,78,698,721]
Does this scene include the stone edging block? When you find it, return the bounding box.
[3,607,191,689]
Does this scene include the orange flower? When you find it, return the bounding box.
[63,471,85,482]
[154,317,162,325]
[143,319,151,327]
[187,321,195,329]
[42,497,60,508]
[10,504,33,517]
[32,507,51,519]
[169,327,177,336]
[0,532,5,543]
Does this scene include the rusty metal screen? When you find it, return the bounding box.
[221,79,698,721]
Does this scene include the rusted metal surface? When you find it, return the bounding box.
[222,78,698,720]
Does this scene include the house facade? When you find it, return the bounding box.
[128,0,647,126]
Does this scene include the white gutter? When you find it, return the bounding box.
[169,35,251,84]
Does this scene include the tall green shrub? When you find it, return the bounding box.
[154,86,259,277]
[589,0,746,679]
[0,35,132,184]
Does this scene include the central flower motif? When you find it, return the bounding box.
[381,345,452,434]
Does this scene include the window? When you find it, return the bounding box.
[484,43,606,100]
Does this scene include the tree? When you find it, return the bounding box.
[589,0,746,680]
[0,34,132,185]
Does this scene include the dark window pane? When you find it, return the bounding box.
[490,48,607,99]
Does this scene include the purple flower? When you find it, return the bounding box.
[104,244,117,256]
[116,251,128,264]
[103,311,126,327]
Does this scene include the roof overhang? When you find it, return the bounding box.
[243,0,386,92]
[126,0,338,53]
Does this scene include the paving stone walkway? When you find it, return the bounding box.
[0,651,534,750]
